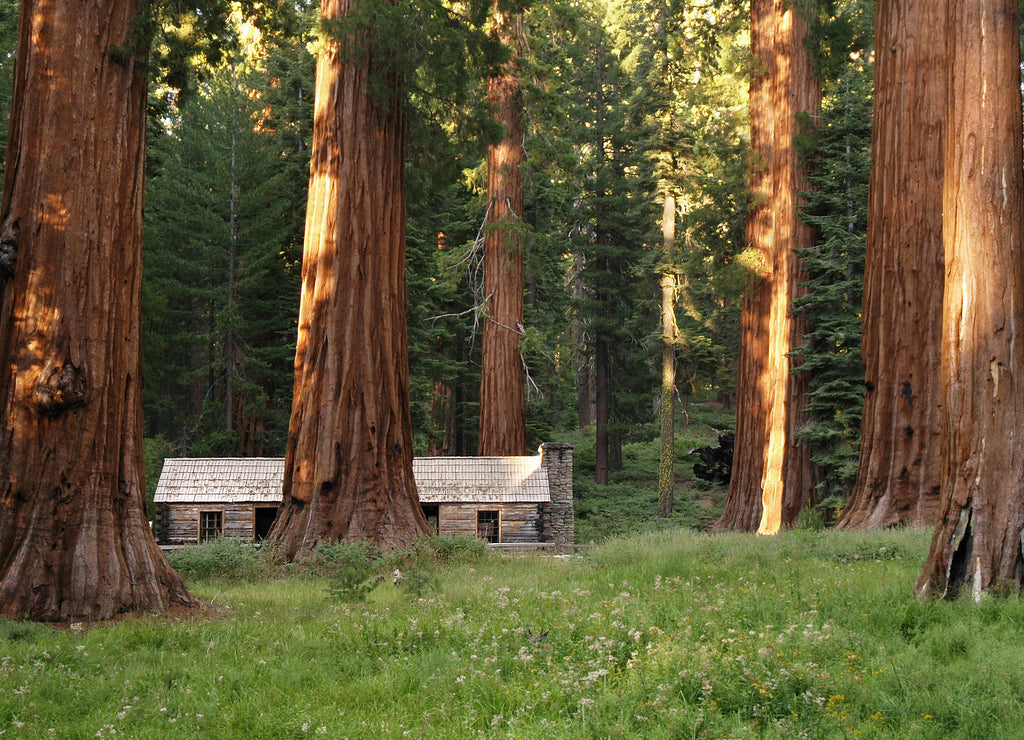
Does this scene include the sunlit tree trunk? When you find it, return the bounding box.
[916,0,1024,599]
[269,0,429,558]
[478,4,527,456]
[759,0,819,534]
[0,0,196,621]
[717,0,818,532]
[658,192,677,518]
[838,0,945,530]
[715,0,773,533]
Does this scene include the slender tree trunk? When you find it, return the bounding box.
[595,335,610,484]
[592,51,612,484]
[658,192,677,518]
[916,0,1024,599]
[226,99,238,439]
[478,5,527,456]
[715,0,819,534]
[574,252,594,429]
[268,0,430,558]
[427,379,455,456]
[0,0,196,621]
[608,432,622,472]
[838,0,945,530]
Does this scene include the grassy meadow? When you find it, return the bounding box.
[3,528,1024,738]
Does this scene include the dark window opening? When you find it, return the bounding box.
[476,510,500,543]
[254,506,278,541]
[199,510,223,542]
[421,504,439,535]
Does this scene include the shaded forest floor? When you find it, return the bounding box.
[4,527,1021,738]
[565,401,733,543]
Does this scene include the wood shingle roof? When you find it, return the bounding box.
[154,455,551,504]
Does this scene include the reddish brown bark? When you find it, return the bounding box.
[716,0,818,533]
[916,0,1024,599]
[268,0,429,558]
[715,0,773,533]
[838,0,945,530]
[0,0,196,621]
[768,1,818,531]
[478,5,527,457]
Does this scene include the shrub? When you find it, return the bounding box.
[166,537,271,581]
[425,535,488,563]
[313,541,385,602]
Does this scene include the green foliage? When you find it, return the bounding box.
[405,181,486,455]
[793,7,874,500]
[426,534,490,563]
[316,541,385,601]
[525,0,660,447]
[0,0,17,184]
[165,534,490,596]
[144,43,306,455]
[165,537,273,581]
[323,0,509,155]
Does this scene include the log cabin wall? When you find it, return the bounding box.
[157,503,256,544]
[438,503,544,543]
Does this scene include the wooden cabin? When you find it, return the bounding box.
[153,444,574,547]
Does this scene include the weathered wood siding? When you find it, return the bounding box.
[438,503,542,543]
[157,500,548,545]
[157,503,255,544]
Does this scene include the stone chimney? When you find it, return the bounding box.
[540,443,574,547]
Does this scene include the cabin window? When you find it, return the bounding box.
[199,510,223,542]
[421,505,439,535]
[476,510,500,543]
[254,506,278,541]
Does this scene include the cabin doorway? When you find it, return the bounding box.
[254,506,278,541]
[421,505,439,535]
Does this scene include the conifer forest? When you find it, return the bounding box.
[3,0,1024,621]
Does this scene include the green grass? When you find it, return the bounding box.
[4,528,1024,738]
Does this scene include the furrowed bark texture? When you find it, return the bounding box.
[269,0,429,558]
[478,5,527,457]
[916,0,1024,599]
[0,0,196,621]
[716,0,819,533]
[715,0,773,532]
[838,0,945,530]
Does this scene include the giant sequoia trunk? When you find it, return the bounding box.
[0,0,196,621]
[916,0,1024,599]
[715,0,773,533]
[478,4,527,457]
[763,1,819,532]
[269,0,429,558]
[715,0,818,533]
[838,0,945,530]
